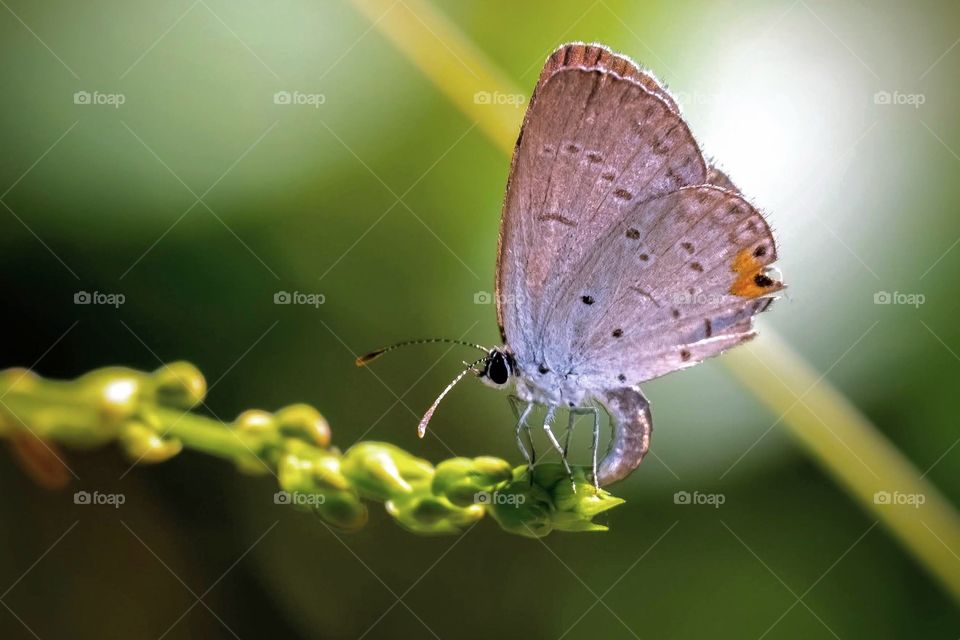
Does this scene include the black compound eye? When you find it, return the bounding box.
[487,353,510,385]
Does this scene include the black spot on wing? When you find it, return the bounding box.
[754,273,774,287]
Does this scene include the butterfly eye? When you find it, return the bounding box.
[486,352,510,385]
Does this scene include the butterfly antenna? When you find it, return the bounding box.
[417,355,489,438]
[356,338,488,367]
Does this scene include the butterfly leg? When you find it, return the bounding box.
[589,406,601,491]
[573,405,601,490]
[562,409,578,458]
[565,406,601,490]
[515,403,536,467]
[508,395,537,472]
[541,406,575,486]
[564,406,599,452]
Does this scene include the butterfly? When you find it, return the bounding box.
[359,43,782,488]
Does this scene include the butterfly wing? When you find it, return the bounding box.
[541,185,781,388]
[519,43,739,191]
[534,43,681,114]
[495,49,708,355]
[706,167,737,192]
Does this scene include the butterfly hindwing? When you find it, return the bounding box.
[539,186,780,386]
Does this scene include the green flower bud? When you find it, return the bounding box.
[472,456,515,478]
[314,492,368,532]
[152,362,207,409]
[480,474,553,538]
[233,410,281,475]
[341,442,433,501]
[279,441,351,492]
[386,492,483,535]
[433,456,513,507]
[275,403,331,448]
[553,472,624,531]
[277,451,315,494]
[119,421,183,463]
[234,410,280,446]
[97,376,142,428]
[0,368,39,395]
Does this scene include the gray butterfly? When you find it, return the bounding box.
[360,43,782,488]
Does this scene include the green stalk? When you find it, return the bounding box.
[0,364,622,537]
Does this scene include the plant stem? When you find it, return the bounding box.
[0,364,623,537]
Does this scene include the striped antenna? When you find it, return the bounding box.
[356,338,488,367]
[417,355,489,438]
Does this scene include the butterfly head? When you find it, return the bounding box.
[478,347,516,389]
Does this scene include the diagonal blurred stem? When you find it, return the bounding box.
[348,0,960,601]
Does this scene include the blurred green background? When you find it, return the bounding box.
[2,0,959,637]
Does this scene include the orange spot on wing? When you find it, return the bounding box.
[730,248,782,298]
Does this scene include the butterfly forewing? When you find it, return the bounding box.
[496,66,708,357]
[524,43,740,193]
[533,43,681,115]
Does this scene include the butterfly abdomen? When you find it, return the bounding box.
[596,386,653,486]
